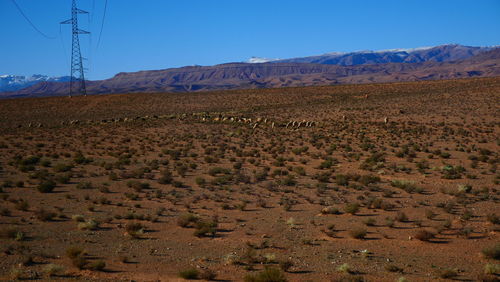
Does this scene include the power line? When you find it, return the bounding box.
[91,0,96,23]
[96,0,108,49]
[10,0,55,39]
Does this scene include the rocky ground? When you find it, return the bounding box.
[0,77,499,281]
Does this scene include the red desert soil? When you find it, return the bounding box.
[0,77,499,281]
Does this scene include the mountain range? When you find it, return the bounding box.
[271,44,494,65]
[2,44,499,98]
[0,74,71,93]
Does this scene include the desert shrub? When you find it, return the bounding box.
[293,166,306,176]
[349,227,367,239]
[88,260,106,271]
[385,264,403,273]
[77,219,100,230]
[175,164,188,177]
[0,227,24,240]
[482,244,500,260]
[363,218,376,226]
[255,169,268,182]
[335,174,349,186]
[71,256,88,269]
[359,175,380,185]
[315,171,331,183]
[194,220,218,237]
[119,255,129,263]
[385,217,395,228]
[0,207,11,216]
[125,222,145,238]
[1,179,13,188]
[441,165,465,179]
[208,167,231,176]
[279,175,297,186]
[72,214,85,222]
[172,180,184,188]
[344,203,360,215]
[204,156,218,163]
[53,163,73,173]
[109,172,118,181]
[360,152,385,171]
[10,267,23,280]
[319,159,334,169]
[21,256,34,266]
[279,259,294,272]
[195,177,206,187]
[200,269,217,280]
[461,209,473,221]
[440,152,451,159]
[177,213,199,227]
[73,152,92,164]
[292,146,308,155]
[37,180,56,193]
[263,253,277,263]
[125,192,139,200]
[484,263,500,275]
[179,268,199,279]
[17,155,40,167]
[321,206,340,215]
[158,170,173,184]
[425,209,436,220]
[439,269,458,279]
[43,264,65,277]
[414,230,435,241]
[66,246,84,259]
[36,208,56,221]
[396,212,408,222]
[127,180,150,192]
[381,199,396,210]
[366,197,383,209]
[336,263,352,274]
[391,180,418,193]
[457,184,472,193]
[76,181,93,189]
[486,214,500,225]
[211,175,233,186]
[55,172,71,184]
[244,266,287,282]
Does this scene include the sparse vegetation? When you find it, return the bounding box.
[179,268,199,279]
[244,266,287,282]
[0,77,497,281]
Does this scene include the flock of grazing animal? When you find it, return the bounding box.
[23,111,393,130]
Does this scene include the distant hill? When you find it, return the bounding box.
[272,44,495,65]
[2,45,499,98]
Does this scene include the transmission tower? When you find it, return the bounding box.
[61,0,89,97]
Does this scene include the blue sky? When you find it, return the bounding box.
[1,0,499,80]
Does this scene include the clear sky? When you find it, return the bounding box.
[1,0,499,80]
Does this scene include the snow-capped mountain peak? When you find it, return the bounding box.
[0,74,72,92]
[246,57,280,63]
